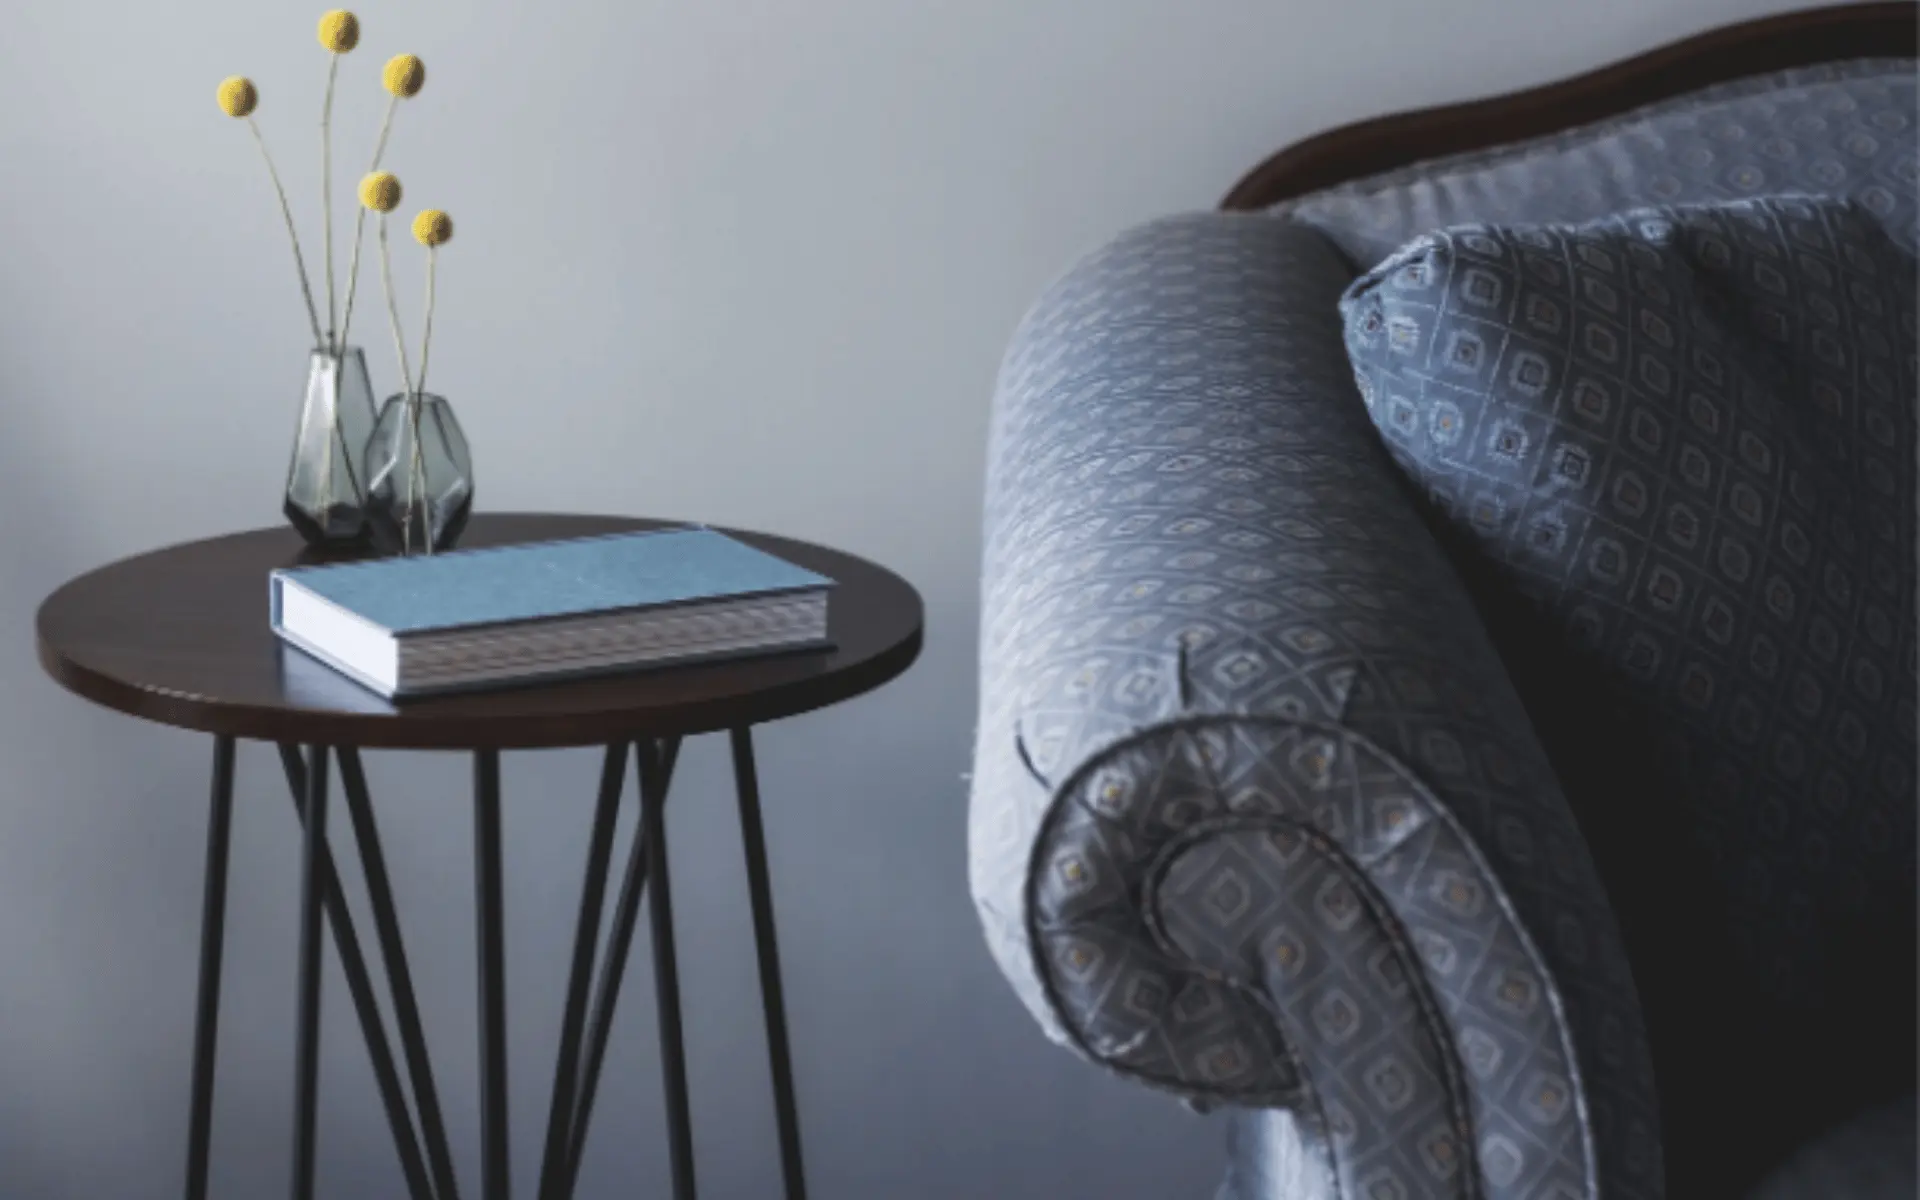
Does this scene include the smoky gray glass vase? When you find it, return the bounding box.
[284,346,379,549]
[365,392,474,555]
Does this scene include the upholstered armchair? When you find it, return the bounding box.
[968,10,1917,1198]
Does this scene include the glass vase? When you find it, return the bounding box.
[284,347,379,549]
[365,392,474,555]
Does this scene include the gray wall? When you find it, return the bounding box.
[0,0,1810,1195]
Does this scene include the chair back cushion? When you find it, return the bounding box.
[1338,195,1917,1192]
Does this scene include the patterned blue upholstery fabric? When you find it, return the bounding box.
[971,213,1661,1199]
[1338,196,1917,1195]
[975,57,1918,1200]
[1277,61,1918,266]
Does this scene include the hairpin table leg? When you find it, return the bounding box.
[290,744,332,1200]
[184,735,236,1200]
[474,749,510,1200]
[641,738,696,1200]
[335,747,461,1200]
[730,727,807,1200]
[277,746,436,1200]
[557,738,682,1194]
[536,743,629,1200]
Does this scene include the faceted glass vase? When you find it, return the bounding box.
[284,347,379,549]
[365,392,474,555]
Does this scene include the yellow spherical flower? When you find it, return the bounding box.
[359,172,402,213]
[383,54,426,98]
[412,209,453,247]
[317,10,360,53]
[216,76,258,118]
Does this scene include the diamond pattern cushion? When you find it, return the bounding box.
[1338,195,1917,1192]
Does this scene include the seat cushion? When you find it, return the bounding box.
[1746,1093,1917,1200]
[1277,60,1917,268]
[1336,195,1917,1193]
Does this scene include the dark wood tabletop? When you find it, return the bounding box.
[35,513,924,750]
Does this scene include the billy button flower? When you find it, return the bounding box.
[384,54,425,98]
[316,10,360,52]
[216,76,257,117]
[359,172,401,214]
[217,74,324,347]
[412,210,453,247]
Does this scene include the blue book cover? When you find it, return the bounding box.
[270,526,836,635]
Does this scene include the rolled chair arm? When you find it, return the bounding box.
[969,213,1663,1197]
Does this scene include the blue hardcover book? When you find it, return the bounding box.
[269,526,837,699]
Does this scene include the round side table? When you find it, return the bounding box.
[35,513,924,1200]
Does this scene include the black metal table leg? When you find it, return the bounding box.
[291,745,332,1200]
[278,747,436,1200]
[184,735,236,1200]
[336,748,463,1200]
[475,749,511,1200]
[558,738,682,1194]
[184,730,808,1200]
[641,739,697,1200]
[536,743,629,1200]
[729,727,808,1200]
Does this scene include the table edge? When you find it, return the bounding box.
[34,516,927,748]
[38,621,924,748]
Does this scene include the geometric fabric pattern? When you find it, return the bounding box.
[971,212,1662,1199]
[976,58,1917,1200]
[1065,718,1591,1200]
[1338,196,1918,1017]
[1279,61,1918,268]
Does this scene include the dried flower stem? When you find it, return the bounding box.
[408,392,429,554]
[379,216,423,554]
[417,247,438,397]
[321,56,340,348]
[339,210,368,357]
[370,92,400,171]
[337,94,399,353]
[377,216,416,400]
[247,116,325,348]
[407,248,440,552]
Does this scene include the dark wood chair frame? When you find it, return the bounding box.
[1222,3,1916,211]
